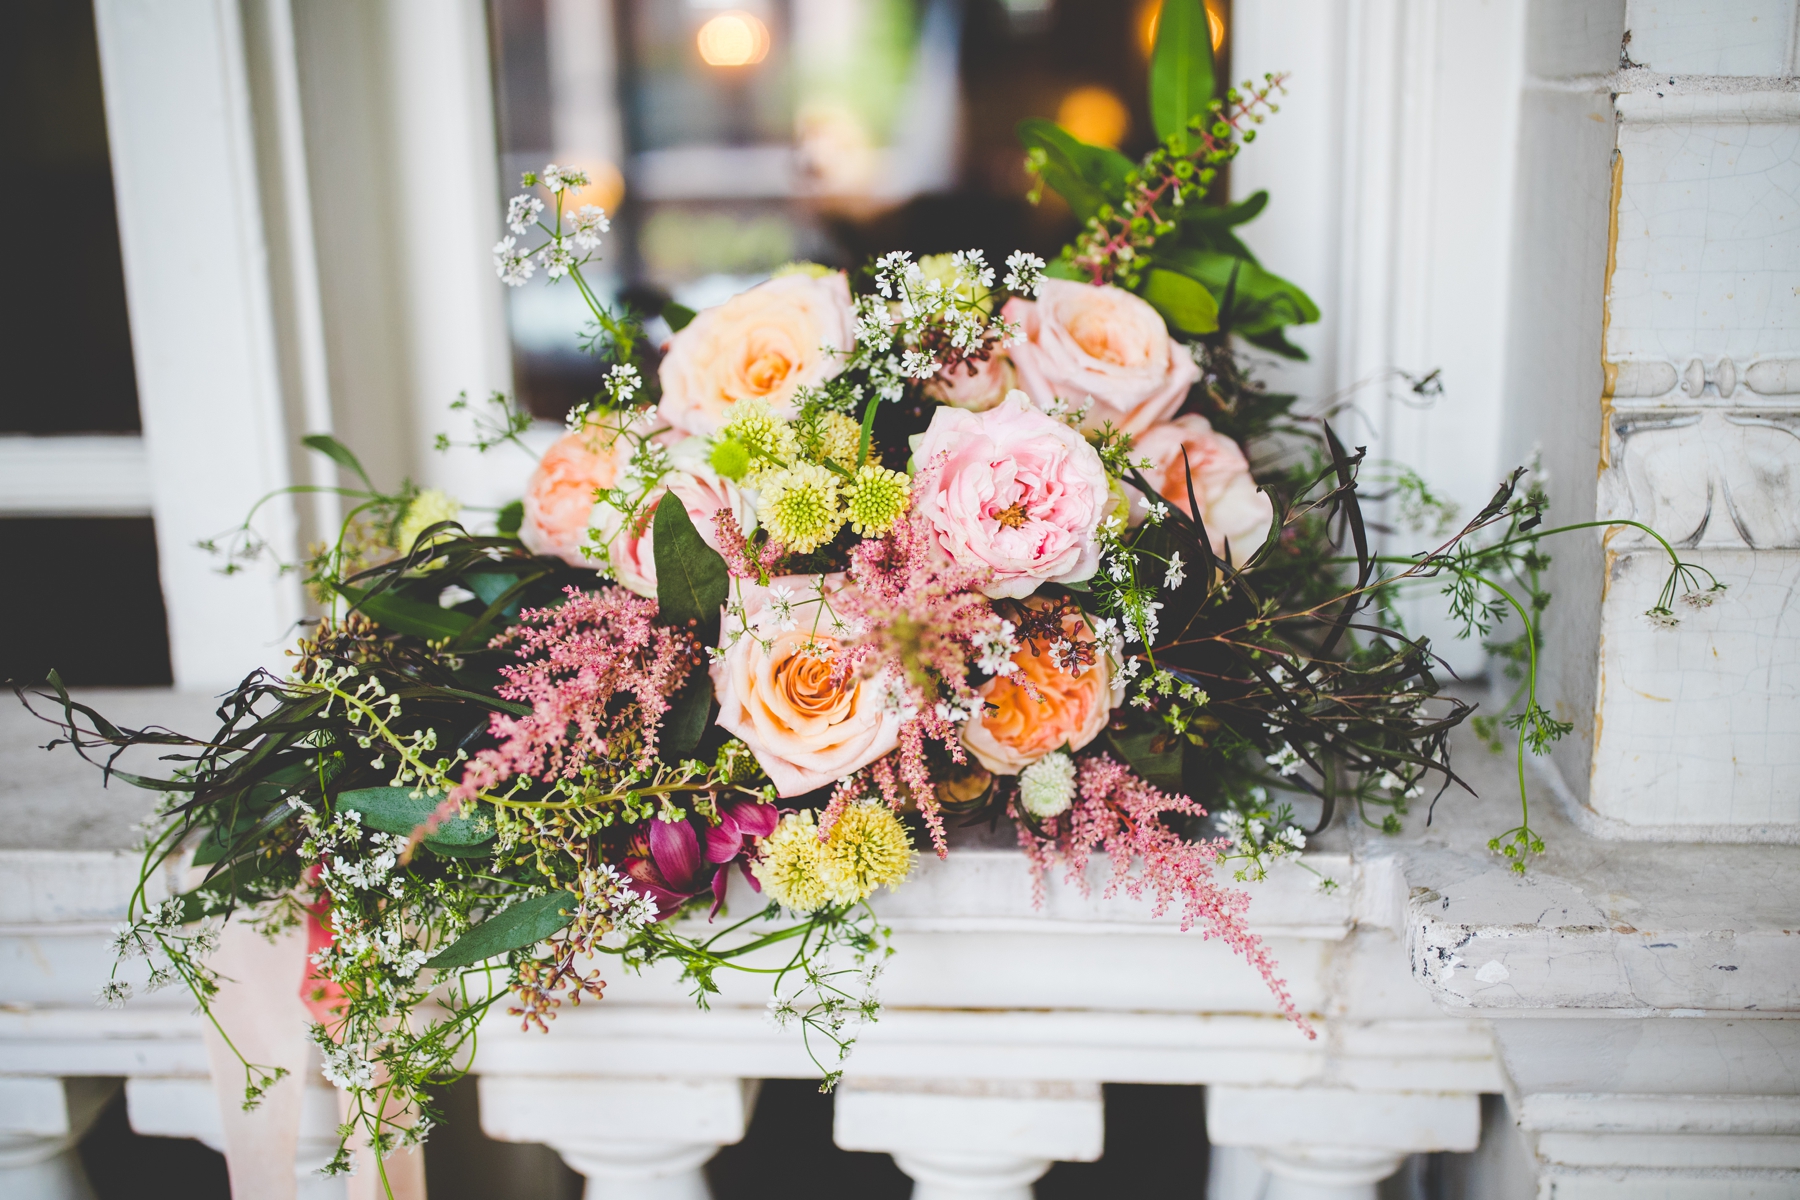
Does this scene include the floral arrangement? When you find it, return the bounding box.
[13,2,1722,1190]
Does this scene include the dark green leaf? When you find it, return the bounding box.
[1241,327,1311,360]
[1182,190,1269,230]
[338,585,475,641]
[663,301,697,332]
[1153,248,1320,336]
[1139,267,1221,335]
[336,787,494,845]
[660,671,714,761]
[1045,258,1089,282]
[653,497,728,642]
[1108,727,1186,793]
[495,500,524,536]
[1149,0,1216,151]
[302,434,374,489]
[1016,119,1134,222]
[425,891,577,969]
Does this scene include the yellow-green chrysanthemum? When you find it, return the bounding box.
[752,811,835,912]
[720,398,798,480]
[844,464,911,536]
[395,488,462,552]
[822,803,914,898]
[810,411,865,468]
[757,462,843,553]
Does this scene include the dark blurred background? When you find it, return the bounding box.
[488,0,1230,420]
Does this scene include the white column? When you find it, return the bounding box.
[92,0,309,688]
[1206,1086,1479,1200]
[477,1076,754,1200]
[381,0,518,513]
[124,1074,346,1200]
[0,1077,115,1200]
[833,1079,1104,1200]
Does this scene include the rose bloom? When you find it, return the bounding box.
[710,575,901,797]
[519,420,642,565]
[923,350,1016,412]
[913,391,1111,600]
[657,272,855,436]
[1002,279,1201,437]
[591,437,757,598]
[963,607,1123,775]
[1128,415,1275,565]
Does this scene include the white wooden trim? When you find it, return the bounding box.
[0,436,152,517]
[92,0,306,687]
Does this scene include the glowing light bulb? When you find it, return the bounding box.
[697,11,770,67]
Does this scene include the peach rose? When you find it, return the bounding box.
[591,437,757,598]
[520,423,638,565]
[711,575,901,797]
[923,351,1017,412]
[1128,415,1275,565]
[913,392,1111,600]
[962,607,1122,774]
[1003,279,1200,436]
[657,272,855,436]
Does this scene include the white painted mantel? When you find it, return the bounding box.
[2,1,1797,1198]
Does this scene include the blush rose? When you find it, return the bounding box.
[710,575,901,797]
[1128,415,1275,565]
[657,272,855,436]
[519,421,641,566]
[912,391,1111,600]
[1002,279,1201,436]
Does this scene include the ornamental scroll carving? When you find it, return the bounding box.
[1600,410,1800,550]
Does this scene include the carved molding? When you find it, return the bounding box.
[1600,410,1800,549]
[1611,357,1800,403]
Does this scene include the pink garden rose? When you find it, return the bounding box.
[912,391,1110,600]
[1003,279,1201,436]
[923,350,1017,412]
[657,272,855,436]
[519,423,639,565]
[710,574,902,796]
[590,438,757,598]
[1128,415,1274,565]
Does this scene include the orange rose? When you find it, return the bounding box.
[962,609,1121,775]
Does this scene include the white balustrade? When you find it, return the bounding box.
[833,1079,1103,1199]
[477,1077,755,1200]
[0,1077,116,1200]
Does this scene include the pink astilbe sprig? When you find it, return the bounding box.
[1014,754,1314,1037]
[450,586,701,806]
[830,513,1002,855]
[713,510,785,581]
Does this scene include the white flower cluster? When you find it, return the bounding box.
[493,163,608,289]
[846,249,1034,404]
[971,618,1020,677]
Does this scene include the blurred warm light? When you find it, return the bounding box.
[696,11,770,67]
[1057,86,1130,149]
[1138,0,1227,58]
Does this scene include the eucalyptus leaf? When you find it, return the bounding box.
[425,891,578,970]
[339,585,475,641]
[1139,267,1221,335]
[1148,0,1216,152]
[663,301,697,332]
[336,787,494,845]
[653,498,728,643]
[1108,727,1186,793]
